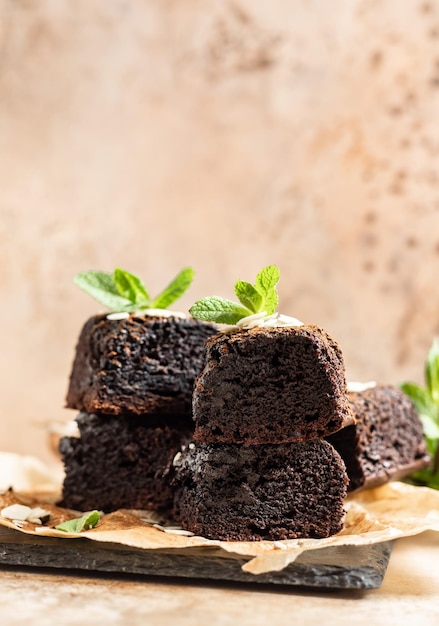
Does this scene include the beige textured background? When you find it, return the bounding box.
[2,0,439,463]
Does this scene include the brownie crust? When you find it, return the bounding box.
[326,385,430,491]
[66,314,217,417]
[193,325,354,444]
[59,412,193,512]
[172,440,348,541]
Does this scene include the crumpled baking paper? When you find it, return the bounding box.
[0,452,438,575]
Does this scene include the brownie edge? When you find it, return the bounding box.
[59,412,193,513]
[172,440,349,541]
[193,324,355,444]
[66,314,217,417]
[326,385,431,491]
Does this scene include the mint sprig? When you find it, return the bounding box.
[189,265,280,324]
[73,267,195,313]
[55,510,101,533]
[401,338,439,489]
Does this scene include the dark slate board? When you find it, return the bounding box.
[0,525,393,589]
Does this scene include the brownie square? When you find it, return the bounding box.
[193,325,354,444]
[66,314,217,417]
[326,385,430,491]
[172,440,348,541]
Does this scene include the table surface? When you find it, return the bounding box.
[0,531,438,626]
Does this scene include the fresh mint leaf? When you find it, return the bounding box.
[234,280,263,313]
[113,268,150,306]
[421,417,439,443]
[151,267,195,309]
[74,267,194,312]
[73,271,134,311]
[189,265,281,324]
[255,265,280,294]
[425,338,439,403]
[189,297,251,324]
[255,265,280,315]
[401,338,439,489]
[400,382,437,421]
[55,510,101,533]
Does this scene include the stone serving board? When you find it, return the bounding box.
[0,525,393,590]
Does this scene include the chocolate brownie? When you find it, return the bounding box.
[172,440,349,541]
[326,385,430,491]
[193,325,355,444]
[66,314,217,417]
[59,412,193,512]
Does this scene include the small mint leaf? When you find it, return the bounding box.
[234,280,263,313]
[425,338,439,403]
[401,382,437,420]
[255,265,280,294]
[73,271,134,312]
[113,268,150,306]
[151,267,195,309]
[401,338,439,489]
[190,297,251,324]
[55,510,101,533]
[255,265,280,315]
[419,415,439,441]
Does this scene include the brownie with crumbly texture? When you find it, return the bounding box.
[326,385,430,492]
[66,314,217,417]
[59,412,193,512]
[192,325,355,444]
[172,440,348,541]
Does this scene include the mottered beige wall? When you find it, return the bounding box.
[1,0,439,462]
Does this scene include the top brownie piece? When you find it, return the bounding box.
[66,314,217,417]
[193,324,355,444]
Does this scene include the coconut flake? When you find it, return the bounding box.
[153,523,194,536]
[172,451,182,466]
[1,504,50,525]
[218,312,304,333]
[106,312,130,321]
[1,504,32,521]
[347,381,377,393]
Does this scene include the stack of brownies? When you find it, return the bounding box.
[172,324,355,541]
[59,312,216,513]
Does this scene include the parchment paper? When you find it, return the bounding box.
[0,453,438,575]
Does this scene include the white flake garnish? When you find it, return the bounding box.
[1,504,31,521]
[172,451,182,466]
[218,312,304,333]
[27,507,51,524]
[1,504,50,525]
[106,312,130,320]
[153,523,194,536]
[347,381,377,393]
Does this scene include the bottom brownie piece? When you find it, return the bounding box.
[59,412,193,513]
[172,440,348,541]
[326,385,430,491]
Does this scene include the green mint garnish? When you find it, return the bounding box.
[189,265,280,324]
[55,510,101,533]
[73,267,195,313]
[401,338,439,490]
